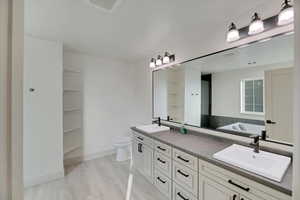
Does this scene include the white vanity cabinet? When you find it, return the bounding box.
[132,132,154,183]
[132,130,291,200]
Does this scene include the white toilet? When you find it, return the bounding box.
[114,136,132,161]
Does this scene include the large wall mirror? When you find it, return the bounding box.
[153,33,294,145]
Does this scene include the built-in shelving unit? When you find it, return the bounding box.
[63,65,83,165]
[167,69,185,122]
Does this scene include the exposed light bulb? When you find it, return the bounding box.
[227,23,240,42]
[149,58,156,68]
[163,52,170,64]
[155,55,162,66]
[278,0,294,26]
[248,13,264,35]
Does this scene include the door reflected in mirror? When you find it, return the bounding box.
[153,33,294,145]
[153,67,201,126]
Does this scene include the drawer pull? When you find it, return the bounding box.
[157,158,166,164]
[157,146,166,151]
[177,170,189,177]
[137,136,144,141]
[157,177,166,184]
[177,156,189,163]
[233,194,237,200]
[138,143,143,153]
[228,180,250,192]
[177,192,189,200]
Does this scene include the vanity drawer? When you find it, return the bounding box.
[154,151,172,177]
[133,132,154,148]
[173,148,198,171]
[155,140,172,157]
[173,161,198,196]
[154,169,172,199]
[198,159,291,200]
[173,182,197,200]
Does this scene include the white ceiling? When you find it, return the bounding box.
[25,0,286,63]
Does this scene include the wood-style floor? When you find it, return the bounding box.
[25,155,166,200]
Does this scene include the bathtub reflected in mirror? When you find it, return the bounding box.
[153,33,294,145]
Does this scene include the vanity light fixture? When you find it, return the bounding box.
[156,55,163,66]
[248,13,264,35]
[149,58,156,68]
[227,23,240,42]
[163,52,171,64]
[226,1,294,43]
[149,52,176,69]
[278,0,294,26]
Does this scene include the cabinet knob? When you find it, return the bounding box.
[29,88,35,92]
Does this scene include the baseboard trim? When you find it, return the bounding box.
[64,148,116,167]
[83,149,115,161]
[24,170,65,188]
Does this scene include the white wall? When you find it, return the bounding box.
[153,71,168,119]
[211,67,265,120]
[211,64,294,121]
[63,51,151,158]
[132,61,153,124]
[23,36,64,187]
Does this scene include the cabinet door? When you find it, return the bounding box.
[132,141,143,173]
[132,141,153,183]
[142,144,154,183]
[199,175,238,200]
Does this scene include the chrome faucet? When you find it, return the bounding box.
[250,135,260,153]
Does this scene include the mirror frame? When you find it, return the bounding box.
[152,31,294,147]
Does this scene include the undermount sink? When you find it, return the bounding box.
[135,124,170,134]
[213,144,291,182]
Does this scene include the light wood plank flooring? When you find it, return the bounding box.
[25,155,166,200]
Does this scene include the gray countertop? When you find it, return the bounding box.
[131,127,293,196]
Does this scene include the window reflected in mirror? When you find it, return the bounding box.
[153,33,294,145]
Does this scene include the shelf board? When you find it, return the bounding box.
[64,145,81,155]
[64,68,81,73]
[64,127,81,134]
[63,89,81,92]
[64,108,81,112]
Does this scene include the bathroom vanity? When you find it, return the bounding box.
[131,126,292,200]
[145,27,295,200]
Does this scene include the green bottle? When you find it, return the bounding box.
[180,124,187,134]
